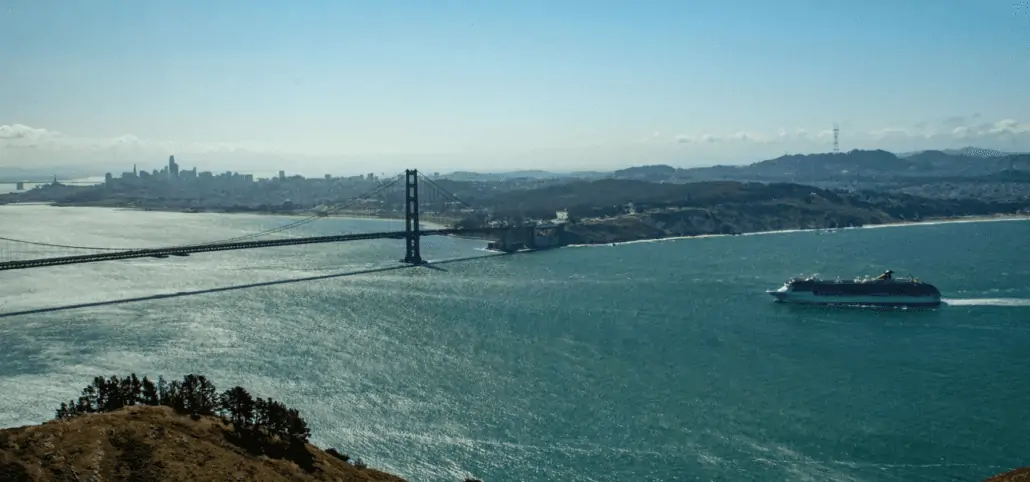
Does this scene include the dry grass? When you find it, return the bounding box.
[0,405,405,482]
[987,467,1030,482]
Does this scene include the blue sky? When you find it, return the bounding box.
[1,0,1028,174]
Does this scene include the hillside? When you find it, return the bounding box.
[987,467,1030,481]
[435,149,1030,205]
[672,150,1030,183]
[465,178,1028,243]
[0,405,405,482]
[478,178,1025,220]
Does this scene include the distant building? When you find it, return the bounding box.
[168,155,179,180]
[105,173,113,187]
[278,170,286,180]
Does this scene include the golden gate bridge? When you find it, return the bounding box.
[0,170,561,272]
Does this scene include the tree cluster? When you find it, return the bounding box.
[54,373,310,444]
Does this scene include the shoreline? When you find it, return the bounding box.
[567,213,1030,248]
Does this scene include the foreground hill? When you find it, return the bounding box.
[0,405,406,482]
[987,466,1030,481]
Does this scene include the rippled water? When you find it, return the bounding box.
[1,205,1028,481]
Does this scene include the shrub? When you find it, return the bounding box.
[55,373,309,444]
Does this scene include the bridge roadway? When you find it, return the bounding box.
[0,227,511,272]
[0,180,97,185]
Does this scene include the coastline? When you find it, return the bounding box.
[566,213,1030,248]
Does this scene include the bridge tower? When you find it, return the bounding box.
[403,169,424,264]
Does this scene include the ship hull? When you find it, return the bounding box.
[768,290,941,307]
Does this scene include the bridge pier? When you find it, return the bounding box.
[402,169,424,265]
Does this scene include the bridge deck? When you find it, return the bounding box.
[0,227,509,271]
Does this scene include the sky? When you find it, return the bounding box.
[1,0,1029,176]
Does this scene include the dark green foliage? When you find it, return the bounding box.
[252,397,311,443]
[54,373,156,419]
[54,374,312,445]
[52,373,324,472]
[219,386,255,429]
[141,377,159,406]
[177,374,218,416]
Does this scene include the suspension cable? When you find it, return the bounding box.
[0,173,405,252]
[195,174,404,245]
[417,173,478,211]
[0,236,132,251]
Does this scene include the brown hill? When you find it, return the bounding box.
[0,405,406,482]
[987,467,1030,481]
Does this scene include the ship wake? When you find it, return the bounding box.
[943,298,1030,307]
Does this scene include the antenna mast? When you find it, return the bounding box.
[833,124,840,154]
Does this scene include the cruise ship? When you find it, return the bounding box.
[767,270,942,307]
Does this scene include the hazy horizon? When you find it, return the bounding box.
[2,1,1029,174]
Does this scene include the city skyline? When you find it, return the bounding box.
[2,0,1029,173]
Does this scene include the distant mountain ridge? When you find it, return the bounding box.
[440,170,607,182]
[439,146,1029,184]
[899,146,1015,158]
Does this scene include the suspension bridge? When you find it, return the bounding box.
[0,169,563,272]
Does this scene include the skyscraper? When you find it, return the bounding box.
[168,155,179,179]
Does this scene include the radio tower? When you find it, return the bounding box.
[832,124,840,154]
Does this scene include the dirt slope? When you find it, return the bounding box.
[988,467,1030,482]
[0,405,405,482]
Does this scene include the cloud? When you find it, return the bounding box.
[660,117,1030,153]
[0,123,284,171]
[633,131,666,144]
[868,128,911,141]
[941,113,981,129]
[0,124,269,156]
[0,124,54,141]
[673,131,773,146]
[728,132,752,142]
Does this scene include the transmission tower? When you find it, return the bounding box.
[833,124,840,153]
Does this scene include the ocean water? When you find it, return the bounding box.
[1,205,1028,481]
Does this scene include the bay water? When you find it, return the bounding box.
[1,205,1028,481]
